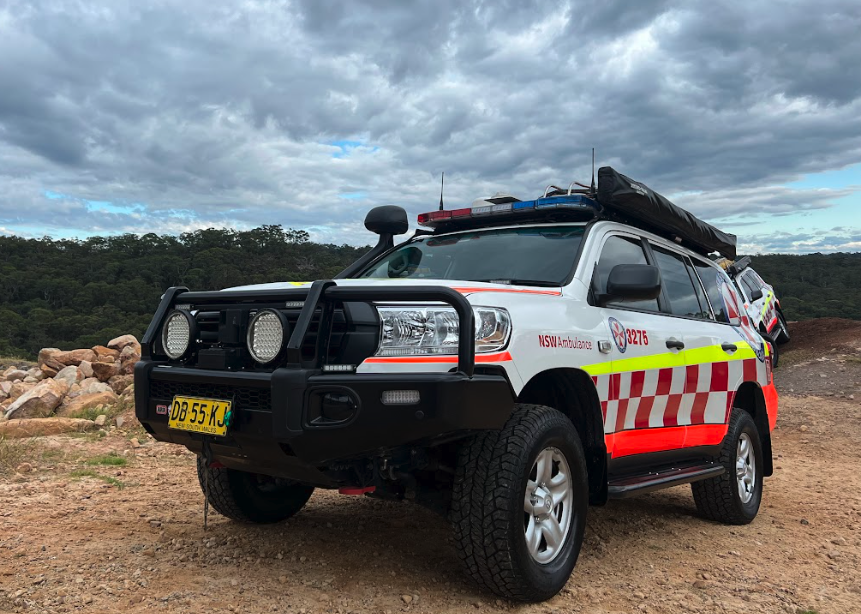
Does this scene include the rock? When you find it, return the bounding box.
[92,345,121,361]
[78,360,94,379]
[109,374,134,395]
[56,391,118,418]
[54,365,79,387]
[38,348,64,371]
[692,580,709,589]
[0,417,95,439]
[4,378,70,419]
[79,378,112,395]
[40,364,59,378]
[9,381,33,400]
[54,348,98,367]
[108,334,141,353]
[5,369,28,382]
[0,389,6,403]
[0,381,11,396]
[92,361,120,382]
[130,437,141,448]
[116,415,126,428]
[16,462,33,473]
[801,518,810,525]
[94,414,107,427]
[401,595,413,605]
[800,425,809,432]
[22,375,38,383]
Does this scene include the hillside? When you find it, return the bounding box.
[1,228,860,356]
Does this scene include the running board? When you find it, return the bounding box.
[608,464,725,499]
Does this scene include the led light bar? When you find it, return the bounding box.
[418,195,598,228]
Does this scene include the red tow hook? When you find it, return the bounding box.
[338,486,376,496]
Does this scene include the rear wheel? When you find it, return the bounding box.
[775,312,790,344]
[451,404,588,602]
[691,409,763,524]
[196,457,314,523]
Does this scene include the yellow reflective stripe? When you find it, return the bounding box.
[582,341,758,376]
[287,281,309,286]
[760,292,773,319]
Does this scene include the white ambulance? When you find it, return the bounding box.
[136,167,779,602]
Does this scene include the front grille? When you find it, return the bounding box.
[150,380,271,411]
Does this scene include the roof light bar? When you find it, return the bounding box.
[418,194,598,228]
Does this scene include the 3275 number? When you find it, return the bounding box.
[626,329,649,346]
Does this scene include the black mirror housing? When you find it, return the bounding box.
[365,206,408,236]
[749,288,764,302]
[601,264,662,304]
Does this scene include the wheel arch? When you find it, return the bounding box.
[732,381,773,476]
[517,368,608,504]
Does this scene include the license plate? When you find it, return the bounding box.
[168,396,232,437]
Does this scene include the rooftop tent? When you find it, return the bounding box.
[596,167,737,260]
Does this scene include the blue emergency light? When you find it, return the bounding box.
[418,194,598,228]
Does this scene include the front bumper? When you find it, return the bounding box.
[134,360,515,483]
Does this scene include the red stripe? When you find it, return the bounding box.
[634,396,654,429]
[743,358,757,382]
[608,373,621,401]
[607,423,728,457]
[629,370,645,398]
[364,351,512,364]
[656,368,673,395]
[685,364,699,392]
[663,393,682,427]
[690,392,710,424]
[710,361,729,392]
[614,399,629,433]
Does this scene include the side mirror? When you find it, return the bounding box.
[364,205,408,236]
[599,264,661,305]
[749,288,763,302]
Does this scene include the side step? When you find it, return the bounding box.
[608,464,725,499]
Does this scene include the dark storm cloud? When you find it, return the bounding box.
[0,0,860,248]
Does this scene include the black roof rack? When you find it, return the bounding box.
[596,167,737,259]
[727,255,752,278]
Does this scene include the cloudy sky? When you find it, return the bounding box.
[1,0,860,253]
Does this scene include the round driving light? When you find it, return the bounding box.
[162,310,194,359]
[247,309,286,364]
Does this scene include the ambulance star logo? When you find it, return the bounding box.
[608,317,627,353]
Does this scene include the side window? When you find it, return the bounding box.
[651,244,710,318]
[685,258,713,319]
[593,235,660,312]
[740,274,759,299]
[693,260,730,323]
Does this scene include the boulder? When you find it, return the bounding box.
[97,355,116,364]
[0,389,6,403]
[0,381,11,396]
[27,367,43,380]
[78,360,94,379]
[9,381,33,400]
[108,334,140,353]
[22,375,38,384]
[56,391,118,418]
[67,383,82,398]
[79,379,112,395]
[38,348,64,371]
[53,348,97,367]
[94,414,107,427]
[109,374,134,395]
[54,365,79,387]
[92,345,121,361]
[40,364,59,378]
[4,369,28,382]
[4,378,71,419]
[91,361,120,382]
[0,417,95,439]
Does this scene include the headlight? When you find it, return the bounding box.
[247,309,286,364]
[376,306,510,356]
[162,310,194,359]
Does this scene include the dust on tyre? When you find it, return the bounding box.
[451,404,589,602]
[691,409,763,524]
[196,457,314,524]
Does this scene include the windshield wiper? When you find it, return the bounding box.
[469,279,560,287]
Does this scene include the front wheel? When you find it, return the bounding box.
[691,409,763,524]
[196,457,314,523]
[451,404,588,602]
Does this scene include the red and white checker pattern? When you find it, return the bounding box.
[591,358,763,434]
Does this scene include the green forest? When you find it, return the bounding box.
[1,227,860,357]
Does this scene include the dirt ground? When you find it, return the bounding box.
[2,321,861,614]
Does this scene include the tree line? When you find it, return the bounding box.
[1,227,859,357]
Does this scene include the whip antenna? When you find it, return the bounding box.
[590,148,596,194]
[439,171,445,211]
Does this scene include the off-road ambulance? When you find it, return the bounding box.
[135,167,778,602]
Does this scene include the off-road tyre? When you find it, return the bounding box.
[691,409,763,525]
[775,311,790,344]
[196,457,314,523]
[451,404,588,602]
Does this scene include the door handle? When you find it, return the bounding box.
[721,342,738,353]
[665,338,685,350]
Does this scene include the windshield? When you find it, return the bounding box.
[358,225,585,286]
